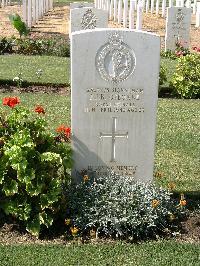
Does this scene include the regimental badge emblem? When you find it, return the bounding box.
[176,8,185,24]
[81,9,97,30]
[95,32,136,83]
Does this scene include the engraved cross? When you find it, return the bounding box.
[100,117,128,162]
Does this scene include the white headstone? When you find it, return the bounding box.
[146,0,150,12]
[162,0,166,17]
[70,8,108,35]
[156,0,160,15]
[118,0,123,24]
[192,0,197,14]
[165,7,191,51]
[109,0,114,19]
[113,0,118,21]
[71,29,160,182]
[123,0,128,27]
[129,0,135,29]
[70,2,95,9]
[136,4,143,30]
[196,2,200,27]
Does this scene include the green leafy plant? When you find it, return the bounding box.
[67,172,187,240]
[0,97,72,236]
[161,50,177,60]
[170,53,200,98]
[0,37,14,54]
[0,37,70,57]
[9,14,30,38]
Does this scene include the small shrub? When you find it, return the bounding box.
[16,38,53,55]
[0,37,70,57]
[170,53,200,98]
[0,97,72,236]
[66,172,186,240]
[161,50,177,60]
[0,38,14,54]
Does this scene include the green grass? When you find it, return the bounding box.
[0,93,71,131]
[155,99,200,192]
[0,93,199,193]
[0,241,200,265]
[0,55,70,86]
[160,58,177,88]
[0,55,175,89]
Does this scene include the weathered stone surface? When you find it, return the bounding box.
[165,7,191,51]
[71,29,160,182]
[70,7,108,35]
[70,2,94,9]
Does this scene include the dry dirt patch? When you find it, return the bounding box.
[1,4,199,47]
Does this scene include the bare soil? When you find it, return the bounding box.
[0,212,200,245]
[0,84,70,95]
[0,4,199,48]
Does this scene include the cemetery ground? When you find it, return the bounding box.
[0,81,199,264]
[0,1,200,265]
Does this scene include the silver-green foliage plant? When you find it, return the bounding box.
[0,97,72,236]
[170,53,200,99]
[68,173,186,240]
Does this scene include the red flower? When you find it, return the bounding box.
[65,127,71,138]
[192,46,200,52]
[176,51,183,57]
[56,125,66,133]
[35,105,45,114]
[2,97,20,108]
[56,125,71,138]
[2,97,10,105]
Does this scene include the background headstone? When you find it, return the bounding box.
[70,2,95,9]
[70,7,108,35]
[165,7,191,51]
[71,29,160,182]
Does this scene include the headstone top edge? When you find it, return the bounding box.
[71,6,99,10]
[166,6,192,11]
[71,28,161,39]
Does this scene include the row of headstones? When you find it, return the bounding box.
[70,3,195,51]
[22,0,53,28]
[0,0,17,7]
[97,0,199,17]
[95,0,144,28]
[97,0,200,27]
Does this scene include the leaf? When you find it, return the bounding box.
[3,179,18,196]
[41,152,62,164]
[26,176,43,196]
[26,216,40,237]
[39,212,53,227]
[9,13,30,37]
